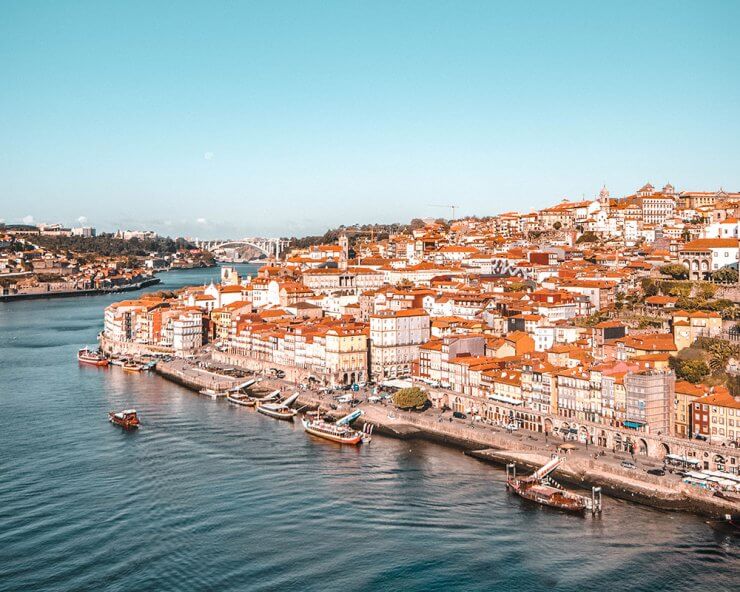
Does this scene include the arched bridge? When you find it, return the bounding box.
[196,237,289,259]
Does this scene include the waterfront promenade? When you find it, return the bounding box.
[0,276,161,302]
[134,352,739,517]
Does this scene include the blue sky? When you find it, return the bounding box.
[1,1,739,238]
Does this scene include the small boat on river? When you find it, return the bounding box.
[109,409,140,429]
[77,347,109,367]
[257,392,299,421]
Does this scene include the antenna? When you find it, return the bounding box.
[428,204,459,220]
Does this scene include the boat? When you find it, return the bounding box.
[228,378,258,393]
[253,389,281,402]
[122,361,144,373]
[707,513,740,536]
[257,392,299,421]
[199,388,227,399]
[506,457,601,514]
[227,392,256,406]
[77,347,109,367]
[302,415,363,444]
[109,409,140,429]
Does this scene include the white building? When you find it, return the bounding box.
[370,308,431,379]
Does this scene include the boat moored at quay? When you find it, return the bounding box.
[301,416,363,445]
[256,392,299,421]
[226,392,256,406]
[506,457,602,514]
[301,409,373,445]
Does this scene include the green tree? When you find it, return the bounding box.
[669,357,710,383]
[712,267,738,284]
[393,387,429,409]
[575,231,598,244]
[641,278,659,297]
[660,264,689,280]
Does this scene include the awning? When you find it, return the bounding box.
[380,379,413,389]
[487,393,524,405]
[623,421,645,429]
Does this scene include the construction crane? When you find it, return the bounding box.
[429,204,459,220]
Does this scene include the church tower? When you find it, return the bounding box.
[338,234,349,270]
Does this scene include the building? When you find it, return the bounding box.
[679,238,739,280]
[672,310,722,351]
[370,308,430,380]
[692,387,740,450]
[71,226,96,237]
[624,370,675,436]
[641,195,675,226]
[325,326,369,386]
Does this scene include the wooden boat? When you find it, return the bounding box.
[256,392,299,421]
[199,388,227,399]
[227,392,256,406]
[707,513,740,537]
[506,457,599,513]
[77,347,109,367]
[253,389,280,402]
[109,409,140,429]
[301,416,363,444]
[122,361,144,373]
[257,404,298,420]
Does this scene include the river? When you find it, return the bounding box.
[0,265,737,591]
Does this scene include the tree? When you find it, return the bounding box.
[669,357,710,384]
[641,278,659,297]
[552,221,562,230]
[660,264,689,280]
[393,387,429,410]
[712,267,738,284]
[575,231,598,244]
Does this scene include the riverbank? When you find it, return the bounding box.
[0,277,161,302]
[142,356,739,518]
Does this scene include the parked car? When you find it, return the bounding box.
[693,433,708,441]
[505,423,519,431]
[452,411,467,420]
[647,468,666,476]
[621,461,637,470]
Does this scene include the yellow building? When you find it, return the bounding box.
[325,327,369,385]
[672,311,723,351]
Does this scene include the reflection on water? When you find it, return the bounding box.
[1,266,737,592]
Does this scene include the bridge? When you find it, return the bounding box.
[196,237,289,259]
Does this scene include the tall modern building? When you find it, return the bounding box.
[624,369,675,436]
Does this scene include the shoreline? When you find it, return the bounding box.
[146,357,738,518]
[0,277,161,302]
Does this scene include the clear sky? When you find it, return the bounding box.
[1,1,739,239]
